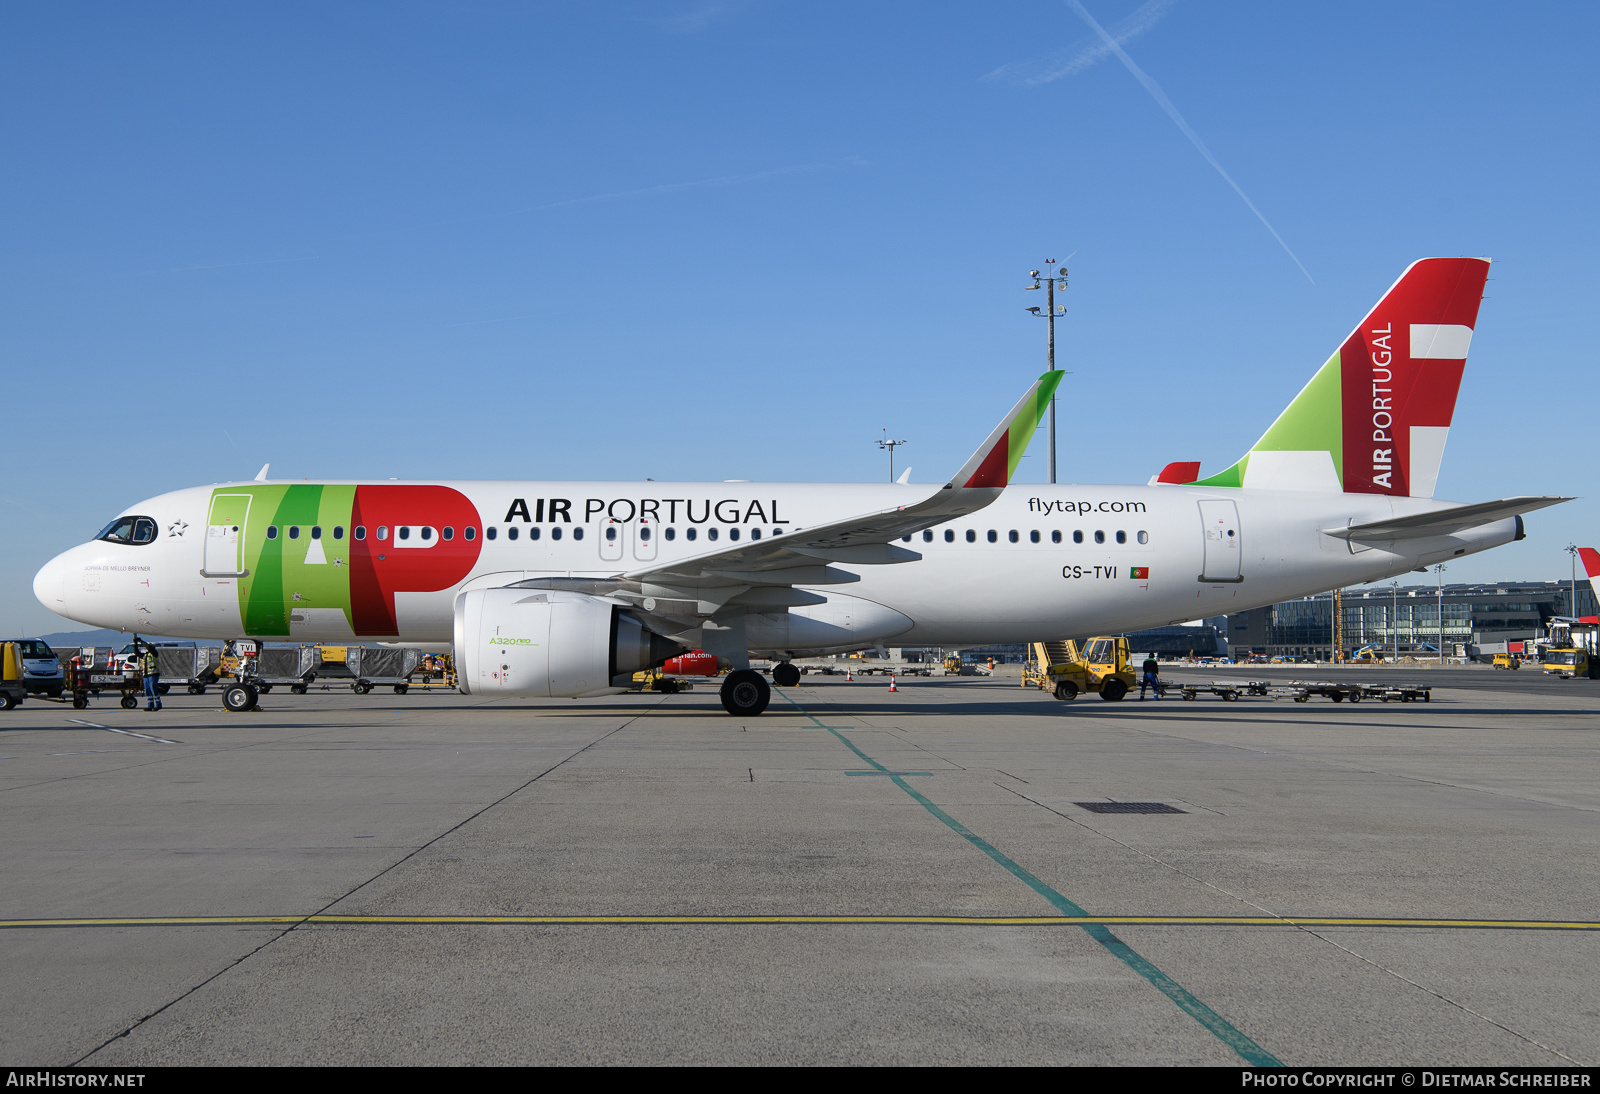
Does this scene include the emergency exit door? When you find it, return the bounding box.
[204,493,251,577]
[1198,499,1243,583]
[599,518,626,562]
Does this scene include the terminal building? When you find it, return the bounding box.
[1226,581,1599,661]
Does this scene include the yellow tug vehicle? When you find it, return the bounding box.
[1031,636,1139,702]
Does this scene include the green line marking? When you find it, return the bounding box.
[776,689,1283,1068]
[845,771,933,777]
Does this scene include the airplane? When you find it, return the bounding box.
[33,257,1570,716]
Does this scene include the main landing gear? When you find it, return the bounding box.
[771,662,801,688]
[720,670,770,716]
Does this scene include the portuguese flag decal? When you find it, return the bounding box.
[1130,567,1150,580]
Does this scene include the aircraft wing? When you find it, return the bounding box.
[1335,496,1573,542]
[618,370,1064,606]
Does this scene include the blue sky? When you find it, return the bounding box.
[4,1,1597,635]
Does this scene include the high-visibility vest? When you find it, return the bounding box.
[141,649,159,674]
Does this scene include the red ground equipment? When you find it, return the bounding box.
[661,650,719,677]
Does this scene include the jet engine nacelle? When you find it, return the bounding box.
[454,588,683,698]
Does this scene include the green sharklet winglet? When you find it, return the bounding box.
[1193,352,1343,490]
[956,371,1066,489]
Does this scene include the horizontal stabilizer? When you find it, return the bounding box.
[1333,496,1573,541]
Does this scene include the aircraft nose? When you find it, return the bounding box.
[33,551,70,618]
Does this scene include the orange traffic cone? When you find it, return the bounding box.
[846,670,852,682]
[888,674,898,692]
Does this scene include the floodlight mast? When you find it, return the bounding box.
[1025,260,1068,483]
[877,429,907,483]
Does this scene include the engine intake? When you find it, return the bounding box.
[454,588,683,698]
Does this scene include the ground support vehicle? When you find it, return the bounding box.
[11,639,63,697]
[1044,637,1139,702]
[1363,684,1433,703]
[406,654,457,690]
[1541,647,1599,679]
[1178,681,1271,702]
[66,647,143,710]
[1287,681,1365,704]
[251,647,321,694]
[119,645,222,695]
[1493,654,1521,670]
[630,670,696,693]
[0,643,29,710]
[347,647,423,694]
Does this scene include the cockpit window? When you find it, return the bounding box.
[96,516,158,545]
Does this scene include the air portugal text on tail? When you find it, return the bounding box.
[34,258,1570,717]
[1194,258,1490,498]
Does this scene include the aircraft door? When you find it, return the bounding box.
[204,493,252,577]
[1197,499,1243,583]
[634,516,658,561]
[599,518,625,562]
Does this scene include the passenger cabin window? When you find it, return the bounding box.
[311,526,322,540]
[464,527,476,541]
[923,531,933,543]
[1073,530,1083,544]
[420,527,432,541]
[572,528,583,541]
[1008,530,1019,543]
[1030,530,1040,543]
[665,527,676,541]
[266,526,279,540]
[1116,531,1126,544]
[640,527,652,542]
[354,526,367,541]
[1094,530,1105,544]
[707,528,719,542]
[442,526,454,540]
[750,528,760,540]
[376,526,389,541]
[1052,530,1061,544]
[96,516,158,545]
[529,527,540,540]
[485,527,497,541]
[606,526,618,542]
[334,526,345,540]
[686,528,697,541]
[288,526,300,540]
[729,528,740,541]
[986,530,998,543]
[507,526,518,541]
[945,530,955,543]
[965,530,976,543]
[1137,531,1149,544]
[551,527,562,540]
[398,527,410,541]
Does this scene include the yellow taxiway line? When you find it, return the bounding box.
[2,914,1598,930]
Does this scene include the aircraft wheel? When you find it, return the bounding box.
[655,677,680,694]
[720,670,770,716]
[1053,681,1078,701]
[1099,678,1128,702]
[772,662,801,688]
[223,684,258,713]
[120,694,138,709]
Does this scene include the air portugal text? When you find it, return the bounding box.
[502,497,788,525]
[1370,322,1397,489]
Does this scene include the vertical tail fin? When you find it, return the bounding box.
[1195,258,1490,496]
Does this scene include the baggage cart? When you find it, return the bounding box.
[155,647,223,695]
[67,647,143,710]
[348,647,423,694]
[1287,681,1364,703]
[249,646,322,694]
[1364,684,1432,703]
[1178,680,1270,701]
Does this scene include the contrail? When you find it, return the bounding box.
[986,0,1177,86]
[1065,0,1314,284]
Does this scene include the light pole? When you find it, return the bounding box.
[877,429,907,483]
[1390,581,1400,663]
[1025,260,1068,484]
[1567,543,1580,619]
[1435,564,1447,665]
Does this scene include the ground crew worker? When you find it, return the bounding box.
[138,638,162,712]
[1140,654,1160,700]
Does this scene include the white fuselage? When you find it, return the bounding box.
[33,480,1516,651]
